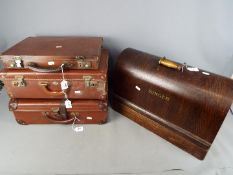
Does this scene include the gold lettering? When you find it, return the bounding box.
[148,89,170,102]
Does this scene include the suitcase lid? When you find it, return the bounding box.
[0,49,108,80]
[1,36,103,57]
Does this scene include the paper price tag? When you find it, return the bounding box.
[61,80,69,90]
[65,99,72,108]
[73,126,84,132]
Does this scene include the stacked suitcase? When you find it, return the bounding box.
[0,37,108,124]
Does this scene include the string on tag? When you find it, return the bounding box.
[230,108,233,115]
[62,91,68,100]
[61,64,65,80]
[60,64,72,108]
[72,116,84,132]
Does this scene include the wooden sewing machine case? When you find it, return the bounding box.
[111,48,233,160]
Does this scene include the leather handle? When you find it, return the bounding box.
[42,112,77,124]
[27,62,72,73]
[159,57,182,71]
[39,82,64,96]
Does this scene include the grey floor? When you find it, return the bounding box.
[0,89,233,175]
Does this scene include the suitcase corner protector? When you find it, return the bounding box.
[9,99,18,111]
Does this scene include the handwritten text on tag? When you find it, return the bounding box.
[65,99,72,108]
[73,126,84,132]
[61,80,69,90]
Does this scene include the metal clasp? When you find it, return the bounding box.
[75,56,91,69]
[83,75,97,87]
[9,56,23,68]
[12,76,26,87]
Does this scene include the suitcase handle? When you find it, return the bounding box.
[42,111,77,124]
[27,62,73,73]
[159,57,182,71]
[39,82,64,96]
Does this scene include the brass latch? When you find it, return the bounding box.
[12,76,26,87]
[8,56,23,68]
[83,75,97,87]
[75,56,91,69]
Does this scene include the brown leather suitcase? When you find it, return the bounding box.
[111,48,233,160]
[0,36,103,71]
[9,98,108,125]
[0,49,108,100]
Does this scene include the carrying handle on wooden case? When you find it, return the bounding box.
[42,111,78,124]
[27,62,73,73]
[39,82,64,96]
[159,57,182,71]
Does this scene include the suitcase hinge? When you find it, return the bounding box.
[83,75,98,87]
[75,56,91,69]
[8,56,23,68]
[12,76,26,87]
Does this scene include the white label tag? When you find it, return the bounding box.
[73,126,84,132]
[65,99,72,108]
[202,72,210,75]
[187,67,199,72]
[86,116,93,120]
[48,61,55,65]
[75,90,81,94]
[15,60,22,68]
[61,80,69,90]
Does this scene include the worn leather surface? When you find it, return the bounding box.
[1,36,103,70]
[111,48,233,159]
[0,49,108,99]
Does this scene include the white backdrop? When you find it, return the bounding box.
[0,0,233,76]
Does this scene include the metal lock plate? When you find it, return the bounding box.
[83,76,98,87]
[75,56,85,60]
[78,61,92,69]
[8,56,23,68]
[8,61,16,68]
[12,76,26,87]
[75,56,91,69]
